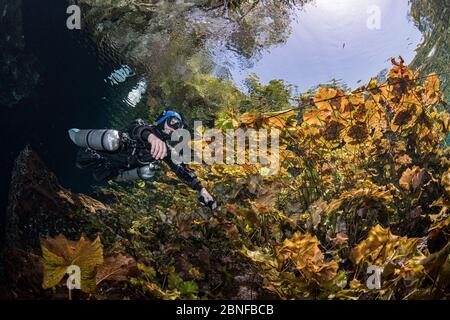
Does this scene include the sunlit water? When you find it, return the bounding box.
[228,0,424,92]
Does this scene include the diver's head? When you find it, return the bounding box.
[155,110,184,138]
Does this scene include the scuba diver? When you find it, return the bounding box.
[68,110,217,209]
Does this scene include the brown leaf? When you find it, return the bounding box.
[255,189,277,207]
[330,233,349,246]
[96,254,137,285]
[307,199,327,228]
[423,73,443,105]
[222,222,240,240]
[344,122,369,144]
[247,174,262,194]
[399,166,427,191]
[395,154,412,166]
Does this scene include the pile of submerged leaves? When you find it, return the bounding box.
[41,59,450,299]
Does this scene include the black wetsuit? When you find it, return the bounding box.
[75,119,203,191]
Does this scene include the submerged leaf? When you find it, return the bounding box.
[350,225,423,275]
[441,168,450,196]
[276,233,339,284]
[41,235,103,293]
[96,254,136,285]
[399,166,427,191]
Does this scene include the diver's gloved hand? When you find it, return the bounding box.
[148,134,167,160]
[199,188,217,209]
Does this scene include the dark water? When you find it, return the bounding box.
[0,0,139,237]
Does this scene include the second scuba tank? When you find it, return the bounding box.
[114,162,161,182]
[68,129,122,152]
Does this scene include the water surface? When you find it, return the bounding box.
[229,0,424,91]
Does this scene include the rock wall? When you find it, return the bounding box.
[5,146,111,251]
[1,146,112,298]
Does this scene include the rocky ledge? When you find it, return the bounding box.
[2,146,112,299]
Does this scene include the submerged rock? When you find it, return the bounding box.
[5,146,111,251]
[1,146,113,298]
[2,247,44,299]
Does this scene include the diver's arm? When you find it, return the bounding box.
[129,119,167,160]
[129,118,154,142]
[147,134,167,160]
[163,151,217,209]
[163,154,204,191]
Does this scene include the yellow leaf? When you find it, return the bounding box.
[41,235,104,293]
[137,181,146,188]
[240,246,278,269]
[276,233,339,284]
[441,168,450,196]
[391,103,421,132]
[350,225,422,268]
[423,73,443,105]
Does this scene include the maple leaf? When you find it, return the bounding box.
[343,122,369,144]
[423,73,443,105]
[350,225,423,271]
[41,234,103,293]
[391,103,421,132]
[276,233,339,284]
[399,166,427,191]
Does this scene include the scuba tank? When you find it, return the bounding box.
[68,128,122,152]
[69,125,162,183]
[114,162,161,182]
